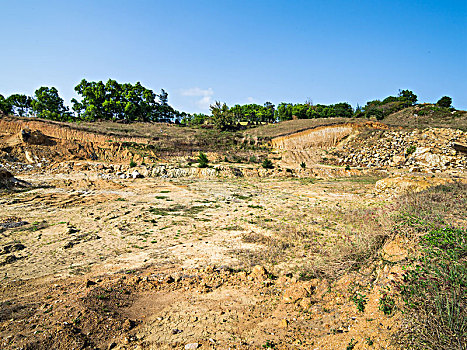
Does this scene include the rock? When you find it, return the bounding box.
[2,243,26,254]
[122,319,136,331]
[0,254,20,266]
[280,319,289,328]
[85,279,97,288]
[185,343,199,349]
[132,170,143,179]
[251,265,268,280]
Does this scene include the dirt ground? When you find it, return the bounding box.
[0,165,405,349]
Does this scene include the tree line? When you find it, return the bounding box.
[0,79,188,123]
[0,83,454,130]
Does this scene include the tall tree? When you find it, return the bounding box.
[0,94,13,115]
[210,101,234,130]
[31,87,71,121]
[7,94,32,117]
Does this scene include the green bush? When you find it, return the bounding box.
[262,158,274,169]
[406,145,416,156]
[396,226,466,349]
[197,152,209,168]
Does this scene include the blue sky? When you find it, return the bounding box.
[1,0,466,113]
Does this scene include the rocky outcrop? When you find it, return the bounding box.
[330,127,467,172]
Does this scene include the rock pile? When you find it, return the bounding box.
[331,127,467,172]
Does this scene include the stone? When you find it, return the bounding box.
[280,319,289,328]
[251,265,268,280]
[85,279,97,288]
[132,170,143,179]
[185,343,199,349]
[122,319,136,331]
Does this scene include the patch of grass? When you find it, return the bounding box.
[395,226,466,349]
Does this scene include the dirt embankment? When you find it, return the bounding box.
[0,116,160,169]
[0,116,150,144]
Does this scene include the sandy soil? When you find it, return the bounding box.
[0,165,404,349]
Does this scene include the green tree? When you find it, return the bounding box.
[210,101,234,130]
[31,87,71,121]
[398,89,418,106]
[7,94,32,117]
[436,96,452,108]
[0,94,13,115]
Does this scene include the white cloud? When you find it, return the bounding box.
[247,96,256,103]
[180,87,214,112]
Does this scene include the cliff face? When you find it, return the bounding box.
[270,122,379,150]
[0,116,158,168]
[0,117,149,144]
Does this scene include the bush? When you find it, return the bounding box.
[129,159,137,168]
[436,96,452,108]
[262,158,274,169]
[395,226,466,349]
[197,152,209,168]
[300,162,306,169]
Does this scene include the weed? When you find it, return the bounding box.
[300,161,306,169]
[395,225,467,349]
[129,159,137,168]
[198,152,209,168]
[346,338,357,350]
[155,196,166,199]
[365,337,374,346]
[116,197,126,201]
[262,340,276,349]
[379,289,395,315]
[351,292,367,312]
[405,145,416,156]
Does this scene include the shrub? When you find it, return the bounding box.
[262,158,274,169]
[406,145,416,156]
[129,159,137,168]
[197,152,209,168]
[395,226,466,349]
[436,96,452,108]
[300,162,306,169]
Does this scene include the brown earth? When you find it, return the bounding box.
[0,114,465,349]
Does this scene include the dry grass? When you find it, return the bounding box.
[383,106,467,131]
[244,118,360,139]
